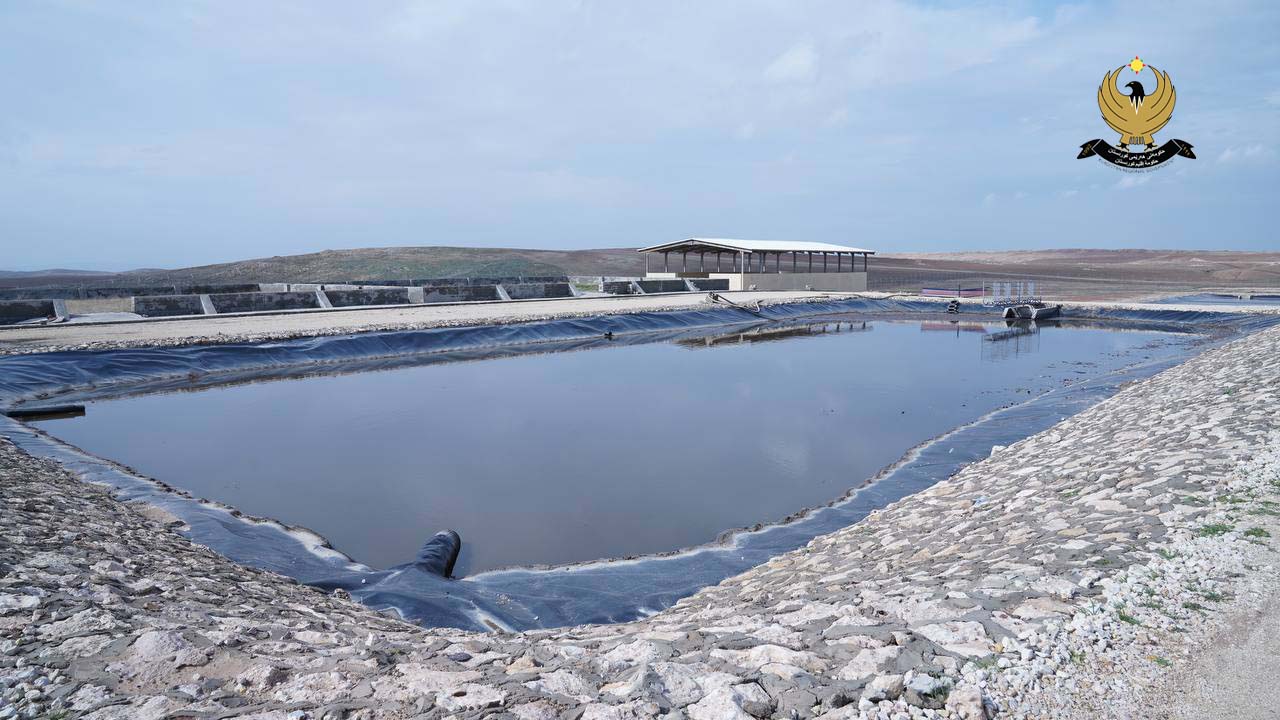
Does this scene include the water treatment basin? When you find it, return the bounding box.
[32,315,1196,576]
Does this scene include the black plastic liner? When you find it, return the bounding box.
[2,298,1276,632]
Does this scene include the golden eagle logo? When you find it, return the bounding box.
[1078,57,1195,169]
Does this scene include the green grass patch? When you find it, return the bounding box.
[1244,527,1271,538]
[1200,590,1227,602]
[1070,650,1085,665]
[1153,656,1172,668]
[1197,523,1235,537]
[1155,548,1178,560]
[1117,611,1142,626]
[1182,601,1207,612]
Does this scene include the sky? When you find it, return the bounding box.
[1,1,1277,270]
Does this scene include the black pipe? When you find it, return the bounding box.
[2,405,86,420]
[415,529,462,578]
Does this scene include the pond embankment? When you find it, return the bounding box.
[1,311,1278,719]
[2,291,1273,357]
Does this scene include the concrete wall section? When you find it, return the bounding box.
[419,285,501,303]
[323,288,412,307]
[182,284,262,295]
[0,300,57,324]
[349,276,570,288]
[601,281,638,295]
[637,280,691,294]
[83,286,181,299]
[131,295,207,318]
[688,279,730,291]
[208,292,321,314]
[0,288,74,301]
[0,282,261,301]
[502,282,574,300]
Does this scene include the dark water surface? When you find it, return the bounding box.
[35,317,1192,574]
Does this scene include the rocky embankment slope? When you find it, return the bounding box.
[2,326,1278,720]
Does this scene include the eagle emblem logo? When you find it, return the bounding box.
[1078,57,1195,169]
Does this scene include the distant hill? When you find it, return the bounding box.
[5,247,1279,293]
[878,249,1280,285]
[120,246,646,284]
[0,269,117,288]
[0,269,113,279]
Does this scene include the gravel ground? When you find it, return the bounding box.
[1,315,1278,719]
[1145,570,1280,719]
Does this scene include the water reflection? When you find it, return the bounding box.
[676,320,871,348]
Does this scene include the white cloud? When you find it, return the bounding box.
[823,108,850,127]
[1113,174,1151,189]
[2,0,1278,267]
[764,42,819,84]
[1217,144,1272,163]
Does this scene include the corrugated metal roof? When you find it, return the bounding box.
[637,238,875,254]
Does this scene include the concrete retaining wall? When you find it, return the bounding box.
[323,288,412,307]
[209,292,321,314]
[0,288,69,301]
[601,281,637,295]
[0,300,56,325]
[82,286,180,299]
[0,283,266,301]
[132,295,207,318]
[420,285,501,303]
[637,280,691,294]
[181,284,262,295]
[0,286,177,300]
[688,279,730,291]
[502,282,574,300]
[350,276,568,288]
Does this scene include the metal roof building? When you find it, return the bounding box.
[638,238,875,292]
